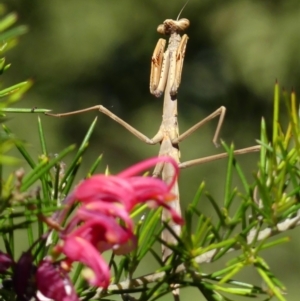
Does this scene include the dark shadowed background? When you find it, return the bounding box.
[2,0,300,300]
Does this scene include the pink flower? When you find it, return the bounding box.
[56,157,183,288]
[0,251,13,273]
[36,260,79,301]
[0,250,80,301]
[72,158,182,221]
[13,251,35,300]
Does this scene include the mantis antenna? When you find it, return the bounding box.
[176,0,190,21]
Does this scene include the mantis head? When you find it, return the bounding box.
[157,18,190,35]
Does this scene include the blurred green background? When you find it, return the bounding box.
[3,0,300,300]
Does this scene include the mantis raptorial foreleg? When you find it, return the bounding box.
[150,38,166,96]
[171,34,189,96]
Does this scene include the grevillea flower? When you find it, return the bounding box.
[36,259,79,301]
[13,251,36,300]
[54,157,183,288]
[0,250,65,301]
[0,250,37,300]
[0,251,13,273]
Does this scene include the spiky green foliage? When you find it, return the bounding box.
[82,84,299,301]
[0,6,300,301]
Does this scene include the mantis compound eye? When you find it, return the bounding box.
[177,18,190,31]
[157,24,165,35]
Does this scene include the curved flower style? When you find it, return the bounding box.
[54,157,183,288]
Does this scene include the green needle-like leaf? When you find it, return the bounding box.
[87,154,103,176]
[272,80,280,146]
[222,142,234,208]
[0,82,28,97]
[1,108,52,113]
[2,124,36,168]
[38,116,47,156]
[0,13,18,32]
[256,267,286,301]
[60,117,98,190]
[21,144,76,191]
[0,25,28,41]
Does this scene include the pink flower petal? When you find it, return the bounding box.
[74,175,134,209]
[63,217,134,253]
[118,156,179,190]
[62,236,110,287]
[0,251,13,273]
[78,201,133,230]
[55,156,184,290]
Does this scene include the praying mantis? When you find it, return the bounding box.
[47,12,260,299]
